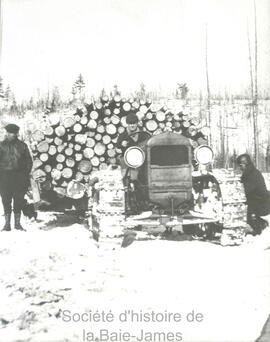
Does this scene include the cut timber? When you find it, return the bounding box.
[62,168,73,179]
[88,120,98,130]
[102,135,111,145]
[80,116,88,125]
[113,108,120,115]
[44,126,54,136]
[73,123,83,133]
[107,149,116,158]
[45,137,54,144]
[48,112,61,126]
[55,125,66,137]
[48,145,57,156]
[57,144,65,153]
[140,105,148,114]
[56,163,64,171]
[78,160,92,173]
[158,122,165,129]
[56,154,65,163]
[104,108,111,116]
[44,164,52,173]
[74,134,87,145]
[111,115,120,125]
[64,147,73,156]
[91,156,100,167]
[106,124,117,136]
[101,95,109,103]
[33,159,43,169]
[173,114,181,122]
[51,169,62,181]
[75,172,84,181]
[156,111,166,122]
[95,133,102,141]
[95,101,103,110]
[40,153,49,162]
[103,117,111,124]
[75,114,81,122]
[90,111,99,120]
[99,162,108,170]
[83,147,95,159]
[66,158,75,168]
[123,102,131,112]
[54,137,63,146]
[37,141,49,153]
[94,142,106,156]
[86,138,95,148]
[131,101,139,110]
[145,119,158,132]
[74,144,82,151]
[114,95,121,103]
[145,112,153,120]
[108,157,116,165]
[97,125,105,134]
[75,153,83,162]
[118,126,125,134]
[32,130,45,142]
[62,116,75,128]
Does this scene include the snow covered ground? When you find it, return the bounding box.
[0,211,270,342]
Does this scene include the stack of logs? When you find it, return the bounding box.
[30,95,208,197]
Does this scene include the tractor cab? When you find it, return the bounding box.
[146,132,193,213]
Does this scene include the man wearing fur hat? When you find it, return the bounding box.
[0,124,33,231]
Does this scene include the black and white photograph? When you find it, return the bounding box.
[0,0,270,341]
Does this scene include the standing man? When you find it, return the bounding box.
[0,124,33,231]
[237,154,270,235]
[116,113,151,212]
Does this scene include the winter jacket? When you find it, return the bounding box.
[241,163,270,216]
[116,130,151,153]
[0,138,33,192]
[0,138,32,173]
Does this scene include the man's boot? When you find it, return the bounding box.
[2,213,11,231]
[14,212,25,231]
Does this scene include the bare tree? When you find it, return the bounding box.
[176,83,189,100]
[205,23,212,146]
[247,22,254,102]
[253,0,259,166]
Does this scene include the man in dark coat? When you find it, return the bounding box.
[116,113,151,153]
[237,154,270,235]
[0,124,33,231]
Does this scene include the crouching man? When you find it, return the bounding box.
[237,154,270,235]
[0,124,33,231]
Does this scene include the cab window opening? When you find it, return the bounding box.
[150,145,189,166]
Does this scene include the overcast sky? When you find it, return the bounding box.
[1,0,270,101]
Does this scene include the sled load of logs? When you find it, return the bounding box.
[29,95,208,198]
